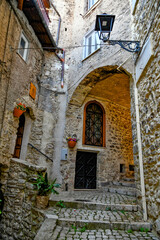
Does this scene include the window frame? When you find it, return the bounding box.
[83,29,100,60]
[88,0,98,10]
[18,32,29,61]
[83,101,106,147]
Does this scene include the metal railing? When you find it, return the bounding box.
[36,0,50,25]
[28,143,53,162]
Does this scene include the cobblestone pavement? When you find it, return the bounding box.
[34,191,160,240]
[51,191,137,205]
[48,207,142,222]
[52,227,160,240]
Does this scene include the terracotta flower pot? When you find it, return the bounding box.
[36,195,49,209]
[13,108,25,118]
[68,140,76,148]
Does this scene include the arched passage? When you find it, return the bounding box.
[63,66,134,190]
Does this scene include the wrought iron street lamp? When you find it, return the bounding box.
[95,14,141,53]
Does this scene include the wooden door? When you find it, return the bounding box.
[75,151,97,189]
[13,114,25,158]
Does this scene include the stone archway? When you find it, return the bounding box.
[63,66,134,191]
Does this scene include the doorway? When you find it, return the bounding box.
[75,151,97,189]
[13,114,25,158]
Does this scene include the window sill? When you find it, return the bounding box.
[83,0,102,18]
[16,52,28,63]
[82,47,100,62]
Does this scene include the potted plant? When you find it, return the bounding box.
[13,103,26,118]
[33,172,60,209]
[66,136,78,148]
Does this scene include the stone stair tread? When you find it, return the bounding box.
[33,190,159,239]
[104,186,137,196]
[46,206,144,224]
[51,226,159,240]
[49,200,138,212]
[50,190,137,205]
[112,181,136,187]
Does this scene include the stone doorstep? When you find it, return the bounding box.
[112,181,136,188]
[49,200,138,212]
[56,217,152,231]
[104,187,137,196]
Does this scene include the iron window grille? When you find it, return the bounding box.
[85,103,103,146]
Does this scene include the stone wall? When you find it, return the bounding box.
[131,0,160,234]
[0,0,44,167]
[0,158,46,240]
[62,94,134,190]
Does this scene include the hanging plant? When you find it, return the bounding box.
[66,136,78,148]
[13,103,26,118]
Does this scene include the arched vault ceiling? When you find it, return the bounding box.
[69,66,131,108]
[89,73,130,108]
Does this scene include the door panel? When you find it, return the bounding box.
[75,151,97,189]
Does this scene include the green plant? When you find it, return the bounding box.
[72,225,77,233]
[80,224,88,232]
[120,210,126,215]
[71,224,88,233]
[106,207,111,211]
[33,172,60,196]
[139,228,149,233]
[127,229,133,233]
[56,200,66,208]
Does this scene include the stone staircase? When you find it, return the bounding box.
[103,178,137,197]
[34,187,159,240]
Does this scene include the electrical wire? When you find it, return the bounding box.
[11,42,125,51]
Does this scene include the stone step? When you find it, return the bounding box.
[104,186,137,196]
[51,226,159,240]
[57,218,151,232]
[112,181,136,188]
[50,190,137,206]
[122,177,135,182]
[44,207,151,231]
[49,200,138,212]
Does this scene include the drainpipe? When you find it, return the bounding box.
[55,49,65,89]
[51,3,61,45]
[134,80,147,221]
[50,3,64,88]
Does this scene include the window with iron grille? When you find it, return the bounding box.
[85,103,103,146]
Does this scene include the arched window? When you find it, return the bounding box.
[83,101,105,147]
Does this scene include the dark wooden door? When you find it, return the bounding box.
[75,151,97,189]
[13,114,25,158]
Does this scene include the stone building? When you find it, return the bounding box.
[0,0,159,238]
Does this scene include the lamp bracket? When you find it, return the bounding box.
[104,39,141,53]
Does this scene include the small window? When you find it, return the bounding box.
[120,164,125,173]
[83,30,100,59]
[88,0,98,9]
[18,33,29,61]
[129,165,134,171]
